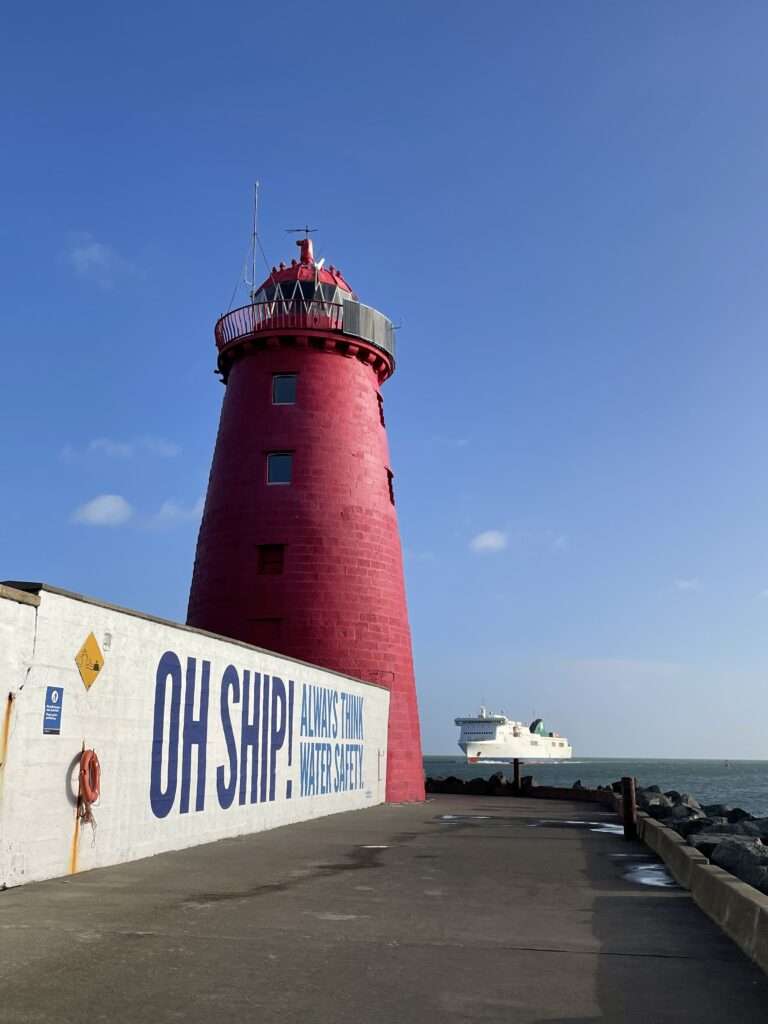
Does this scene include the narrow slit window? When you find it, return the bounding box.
[267,452,293,485]
[376,392,385,427]
[386,468,395,505]
[272,374,297,405]
[257,544,285,575]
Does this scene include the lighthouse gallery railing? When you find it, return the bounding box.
[214,299,396,363]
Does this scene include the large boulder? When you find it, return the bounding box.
[711,838,768,896]
[662,805,704,822]
[425,775,467,794]
[670,815,728,839]
[702,803,734,818]
[490,772,512,795]
[702,804,758,824]
[727,807,757,824]
[664,792,702,811]
[465,776,493,795]
[638,788,703,823]
[698,820,764,838]
[637,789,673,814]
[650,793,703,822]
[688,833,758,859]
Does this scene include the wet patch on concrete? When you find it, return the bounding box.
[623,862,680,888]
[606,851,679,888]
[438,815,492,821]
[521,819,624,835]
[179,844,386,908]
[303,911,368,921]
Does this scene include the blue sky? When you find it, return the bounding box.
[2,2,768,757]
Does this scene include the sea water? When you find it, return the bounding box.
[423,756,768,816]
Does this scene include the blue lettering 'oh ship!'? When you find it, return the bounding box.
[455,707,573,763]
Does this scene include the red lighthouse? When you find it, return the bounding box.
[187,234,424,802]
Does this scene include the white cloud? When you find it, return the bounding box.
[470,530,508,553]
[61,436,181,462]
[67,234,142,290]
[137,437,181,458]
[673,578,701,591]
[70,494,134,527]
[87,438,135,458]
[146,497,204,530]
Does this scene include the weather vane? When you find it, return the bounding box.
[286,225,317,238]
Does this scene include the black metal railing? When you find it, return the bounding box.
[214,299,396,363]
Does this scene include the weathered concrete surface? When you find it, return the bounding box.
[1,795,767,1023]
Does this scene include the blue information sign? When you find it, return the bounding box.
[43,686,64,735]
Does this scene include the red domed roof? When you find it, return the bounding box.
[255,238,356,298]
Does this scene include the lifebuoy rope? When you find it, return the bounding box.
[78,748,100,844]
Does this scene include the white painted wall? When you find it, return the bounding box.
[0,586,39,886]
[0,585,389,888]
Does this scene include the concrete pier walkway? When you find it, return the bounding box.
[1,795,767,1023]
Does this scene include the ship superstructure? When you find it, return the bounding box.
[455,708,572,763]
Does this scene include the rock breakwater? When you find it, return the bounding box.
[635,784,768,896]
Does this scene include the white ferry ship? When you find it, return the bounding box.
[455,708,573,763]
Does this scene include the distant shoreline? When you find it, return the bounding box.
[423,754,768,762]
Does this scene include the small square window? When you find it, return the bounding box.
[272,374,297,405]
[267,452,293,485]
[257,543,285,574]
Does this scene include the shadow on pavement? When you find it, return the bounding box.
[531,816,768,1023]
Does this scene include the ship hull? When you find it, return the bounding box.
[461,742,572,763]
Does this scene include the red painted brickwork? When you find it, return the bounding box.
[187,337,424,802]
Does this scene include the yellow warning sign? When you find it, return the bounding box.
[74,632,104,690]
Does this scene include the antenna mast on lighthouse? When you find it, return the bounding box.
[250,181,260,301]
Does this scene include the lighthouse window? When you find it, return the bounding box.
[257,544,285,575]
[376,392,385,427]
[267,452,293,485]
[272,374,297,405]
[386,468,395,505]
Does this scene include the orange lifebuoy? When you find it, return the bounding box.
[79,749,100,804]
